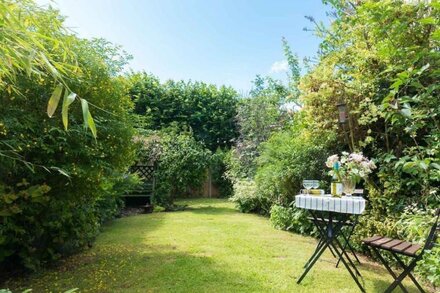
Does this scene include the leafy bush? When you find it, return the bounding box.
[270,204,314,235]
[135,128,211,208]
[296,0,440,285]
[229,77,290,179]
[255,115,336,207]
[229,180,270,214]
[0,3,135,271]
[210,149,233,197]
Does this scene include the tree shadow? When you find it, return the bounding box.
[371,279,422,293]
[5,249,273,292]
[185,205,237,216]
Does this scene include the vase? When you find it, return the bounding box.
[342,177,356,196]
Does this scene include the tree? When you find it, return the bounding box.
[130,73,239,151]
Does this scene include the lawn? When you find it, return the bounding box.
[4,199,424,292]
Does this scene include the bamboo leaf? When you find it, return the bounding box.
[50,166,71,178]
[61,92,76,130]
[80,98,89,129]
[39,52,60,78]
[47,84,63,118]
[80,98,97,138]
[87,110,97,139]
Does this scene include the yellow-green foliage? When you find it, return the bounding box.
[0,2,136,270]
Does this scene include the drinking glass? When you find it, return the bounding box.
[312,180,320,190]
[303,180,314,195]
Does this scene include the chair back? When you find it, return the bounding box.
[422,208,440,251]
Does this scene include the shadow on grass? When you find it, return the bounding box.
[185,205,237,215]
[4,247,272,292]
[96,209,168,246]
[371,279,421,293]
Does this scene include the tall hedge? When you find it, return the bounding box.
[0,2,135,271]
[130,73,239,151]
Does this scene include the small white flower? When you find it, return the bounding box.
[326,154,339,168]
[350,153,364,162]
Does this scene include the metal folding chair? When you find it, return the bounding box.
[362,208,440,293]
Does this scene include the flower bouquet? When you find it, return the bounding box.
[326,152,376,196]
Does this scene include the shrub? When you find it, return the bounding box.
[0,4,135,271]
[269,204,314,235]
[210,149,233,197]
[255,115,336,207]
[229,180,269,214]
[135,128,211,208]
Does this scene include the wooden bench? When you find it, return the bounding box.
[123,164,155,213]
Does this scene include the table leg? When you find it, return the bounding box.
[298,211,342,283]
[328,237,366,292]
[336,215,361,268]
[297,211,365,292]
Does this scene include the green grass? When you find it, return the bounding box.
[4,199,425,292]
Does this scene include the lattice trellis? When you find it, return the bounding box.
[130,164,155,182]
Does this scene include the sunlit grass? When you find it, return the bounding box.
[4,199,424,292]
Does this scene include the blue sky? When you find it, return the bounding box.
[38,0,330,92]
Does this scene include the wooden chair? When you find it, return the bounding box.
[362,209,440,293]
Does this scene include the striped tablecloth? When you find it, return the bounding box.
[295,194,366,215]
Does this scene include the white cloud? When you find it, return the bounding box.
[270,60,289,73]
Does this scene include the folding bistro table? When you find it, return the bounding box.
[295,194,367,292]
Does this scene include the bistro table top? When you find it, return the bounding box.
[295,194,366,215]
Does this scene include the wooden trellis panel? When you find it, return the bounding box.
[124,164,155,212]
[130,165,155,182]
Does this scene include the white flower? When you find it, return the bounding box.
[361,161,371,171]
[349,153,364,162]
[326,154,339,168]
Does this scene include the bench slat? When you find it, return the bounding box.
[380,239,404,249]
[362,235,382,244]
[370,237,393,247]
[399,243,421,256]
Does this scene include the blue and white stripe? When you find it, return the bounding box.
[295,194,366,215]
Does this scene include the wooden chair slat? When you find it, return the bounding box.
[370,237,393,247]
[390,241,413,254]
[381,239,404,249]
[401,244,422,256]
[362,235,382,244]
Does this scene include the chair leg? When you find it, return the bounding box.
[370,247,409,293]
[390,252,425,293]
[384,257,420,293]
